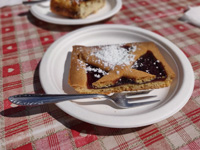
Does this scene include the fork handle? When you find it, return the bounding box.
[8,94,105,106]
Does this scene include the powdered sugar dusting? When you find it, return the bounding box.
[86,65,107,75]
[77,59,85,70]
[91,45,137,70]
[86,64,108,78]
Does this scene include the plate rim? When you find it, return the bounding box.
[39,24,194,128]
[30,0,122,25]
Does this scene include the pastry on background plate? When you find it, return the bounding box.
[50,0,105,19]
[68,42,175,94]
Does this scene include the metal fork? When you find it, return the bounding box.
[8,90,159,108]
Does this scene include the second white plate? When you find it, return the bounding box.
[30,0,122,25]
[39,25,194,128]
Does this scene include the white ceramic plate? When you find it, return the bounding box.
[30,0,122,25]
[39,25,194,128]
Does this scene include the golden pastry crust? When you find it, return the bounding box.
[68,42,176,94]
[50,0,105,18]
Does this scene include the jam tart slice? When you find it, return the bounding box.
[50,0,105,19]
[68,42,175,94]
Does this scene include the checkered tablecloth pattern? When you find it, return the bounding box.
[0,0,200,149]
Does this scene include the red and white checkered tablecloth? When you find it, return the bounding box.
[0,0,200,149]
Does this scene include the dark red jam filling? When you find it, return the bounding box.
[86,64,108,89]
[86,51,167,89]
[132,51,167,79]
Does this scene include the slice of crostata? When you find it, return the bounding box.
[68,42,175,94]
[50,0,105,18]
